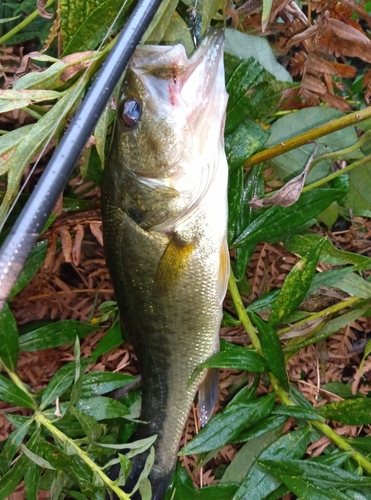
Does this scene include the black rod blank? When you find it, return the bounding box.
[0,0,163,312]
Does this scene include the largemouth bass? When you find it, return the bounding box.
[102,29,229,500]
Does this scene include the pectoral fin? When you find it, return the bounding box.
[154,235,194,292]
[218,237,230,304]
[198,368,219,427]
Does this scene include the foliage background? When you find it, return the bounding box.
[2,0,371,499]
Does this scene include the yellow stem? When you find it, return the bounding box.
[228,274,371,474]
[35,413,130,499]
[0,0,55,45]
[228,270,260,350]
[244,106,371,168]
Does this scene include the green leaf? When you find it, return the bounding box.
[272,405,324,422]
[228,165,244,245]
[224,29,292,82]
[162,11,193,56]
[0,374,35,409]
[81,371,136,398]
[0,303,19,371]
[346,160,371,215]
[259,459,371,489]
[19,320,99,352]
[269,238,325,326]
[265,107,362,184]
[251,314,289,390]
[9,240,48,299]
[226,58,290,134]
[180,393,275,455]
[75,396,130,420]
[62,0,134,54]
[220,425,284,485]
[225,119,269,171]
[233,188,346,247]
[335,273,371,298]
[40,362,76,410]
[233,415,287,444]
[164,463,238,500]
[235,164,264,280]
[317,398,371,425]
[21,444,54,469]
[284,301,371,353]
[233,427,311,500]
[91,321,122,360]
[143,0,178,44]
[0,84,84,224]
[189,344,267,386]
[0,429,39,500]
[69,406,105,442]
[285,234,371,268]
[0,419,32,474]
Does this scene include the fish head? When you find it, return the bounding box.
[114,29,228,180]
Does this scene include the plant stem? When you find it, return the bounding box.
[0,0,55,45]
[277,296,361,335]
[3,366,35,403]
[228,275,371,474]
[302,155,371,192]
[244,106,371,168]
[228,270,261,350]
[35,412,130,499]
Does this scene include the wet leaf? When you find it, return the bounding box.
[0,303,18,371]
[81,371,136,398]
[235,165,265,280]
[286,234,371,268]
[9,240,48,299]
[251,314,289,390]
[234,415,287,444]
[233,427,311,500]
[259,459,371,489]
[19,320,99,352]
[62,0,134,54]
[228,165,244,245]
[272,405,324,422]
[189,344,267,386]
[317,398,371,425]
[225,119,269,171]
[164,464,238,500]
[221,425,284,485]
[0,374,35,409]
[75,396,130,420]
[180,393,275,455]
[40,361,84,410]
[233,188,346,248]
[268,238,325,326]
[91,321,122,360]
[0,419,32,474]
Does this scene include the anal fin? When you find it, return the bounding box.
[197,368,219,427]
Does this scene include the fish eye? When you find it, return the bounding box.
[119,97,142,127]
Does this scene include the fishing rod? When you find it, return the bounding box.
[0,0,163,313]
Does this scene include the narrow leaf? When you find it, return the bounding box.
[269,238,325,326]
[0,374,35,409]
[0,303,19,371]
[180,393,275,455]
[251,314,289,390]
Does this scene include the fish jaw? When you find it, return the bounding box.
[102,28,229,500]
